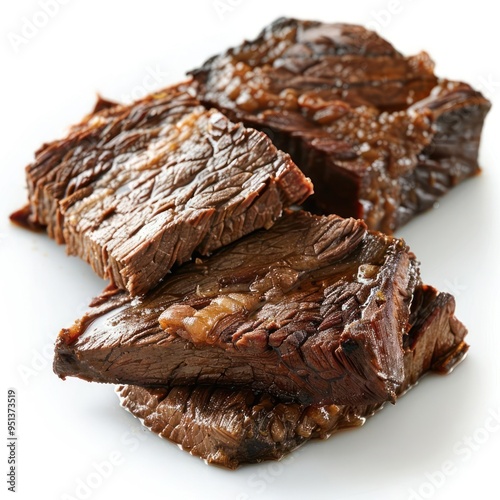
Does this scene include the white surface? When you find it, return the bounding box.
[1,1,499,499]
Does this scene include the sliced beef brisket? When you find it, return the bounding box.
[54,211,466,405]
[117,286,467,468]
[16,84,312,295]
[190,18,491,232]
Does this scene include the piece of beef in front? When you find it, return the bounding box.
[190,18,491,232]
[12,84,312,296]
[117,286,467,469]
[54,210,466,406]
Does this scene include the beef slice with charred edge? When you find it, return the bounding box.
[116,286,467,469]
[13,83,312,296]
[190,17,491,232]
[55,210,448,406]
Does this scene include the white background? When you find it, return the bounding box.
[1,1,499,499]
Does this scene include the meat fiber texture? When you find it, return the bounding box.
[117,286,467,468]
[18,84,312,296]
[54,210,467,406]
[190,18,491,232]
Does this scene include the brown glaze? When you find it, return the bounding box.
[54,211,465,406]
[117,286,467,468]
[190,18,491,232]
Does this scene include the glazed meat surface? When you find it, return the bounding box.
[54,211,464,405]
[117,287,467,468]
[191,18,491,231]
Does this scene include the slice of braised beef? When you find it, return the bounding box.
[54,210,465,406]
[190,18,491,232]
[117,286,467,468]
[15,83,312,296]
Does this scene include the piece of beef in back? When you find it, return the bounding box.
[190,18,491,232]
[117,286,467,468]
[54,210,467,405]
[12,84,312,296]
